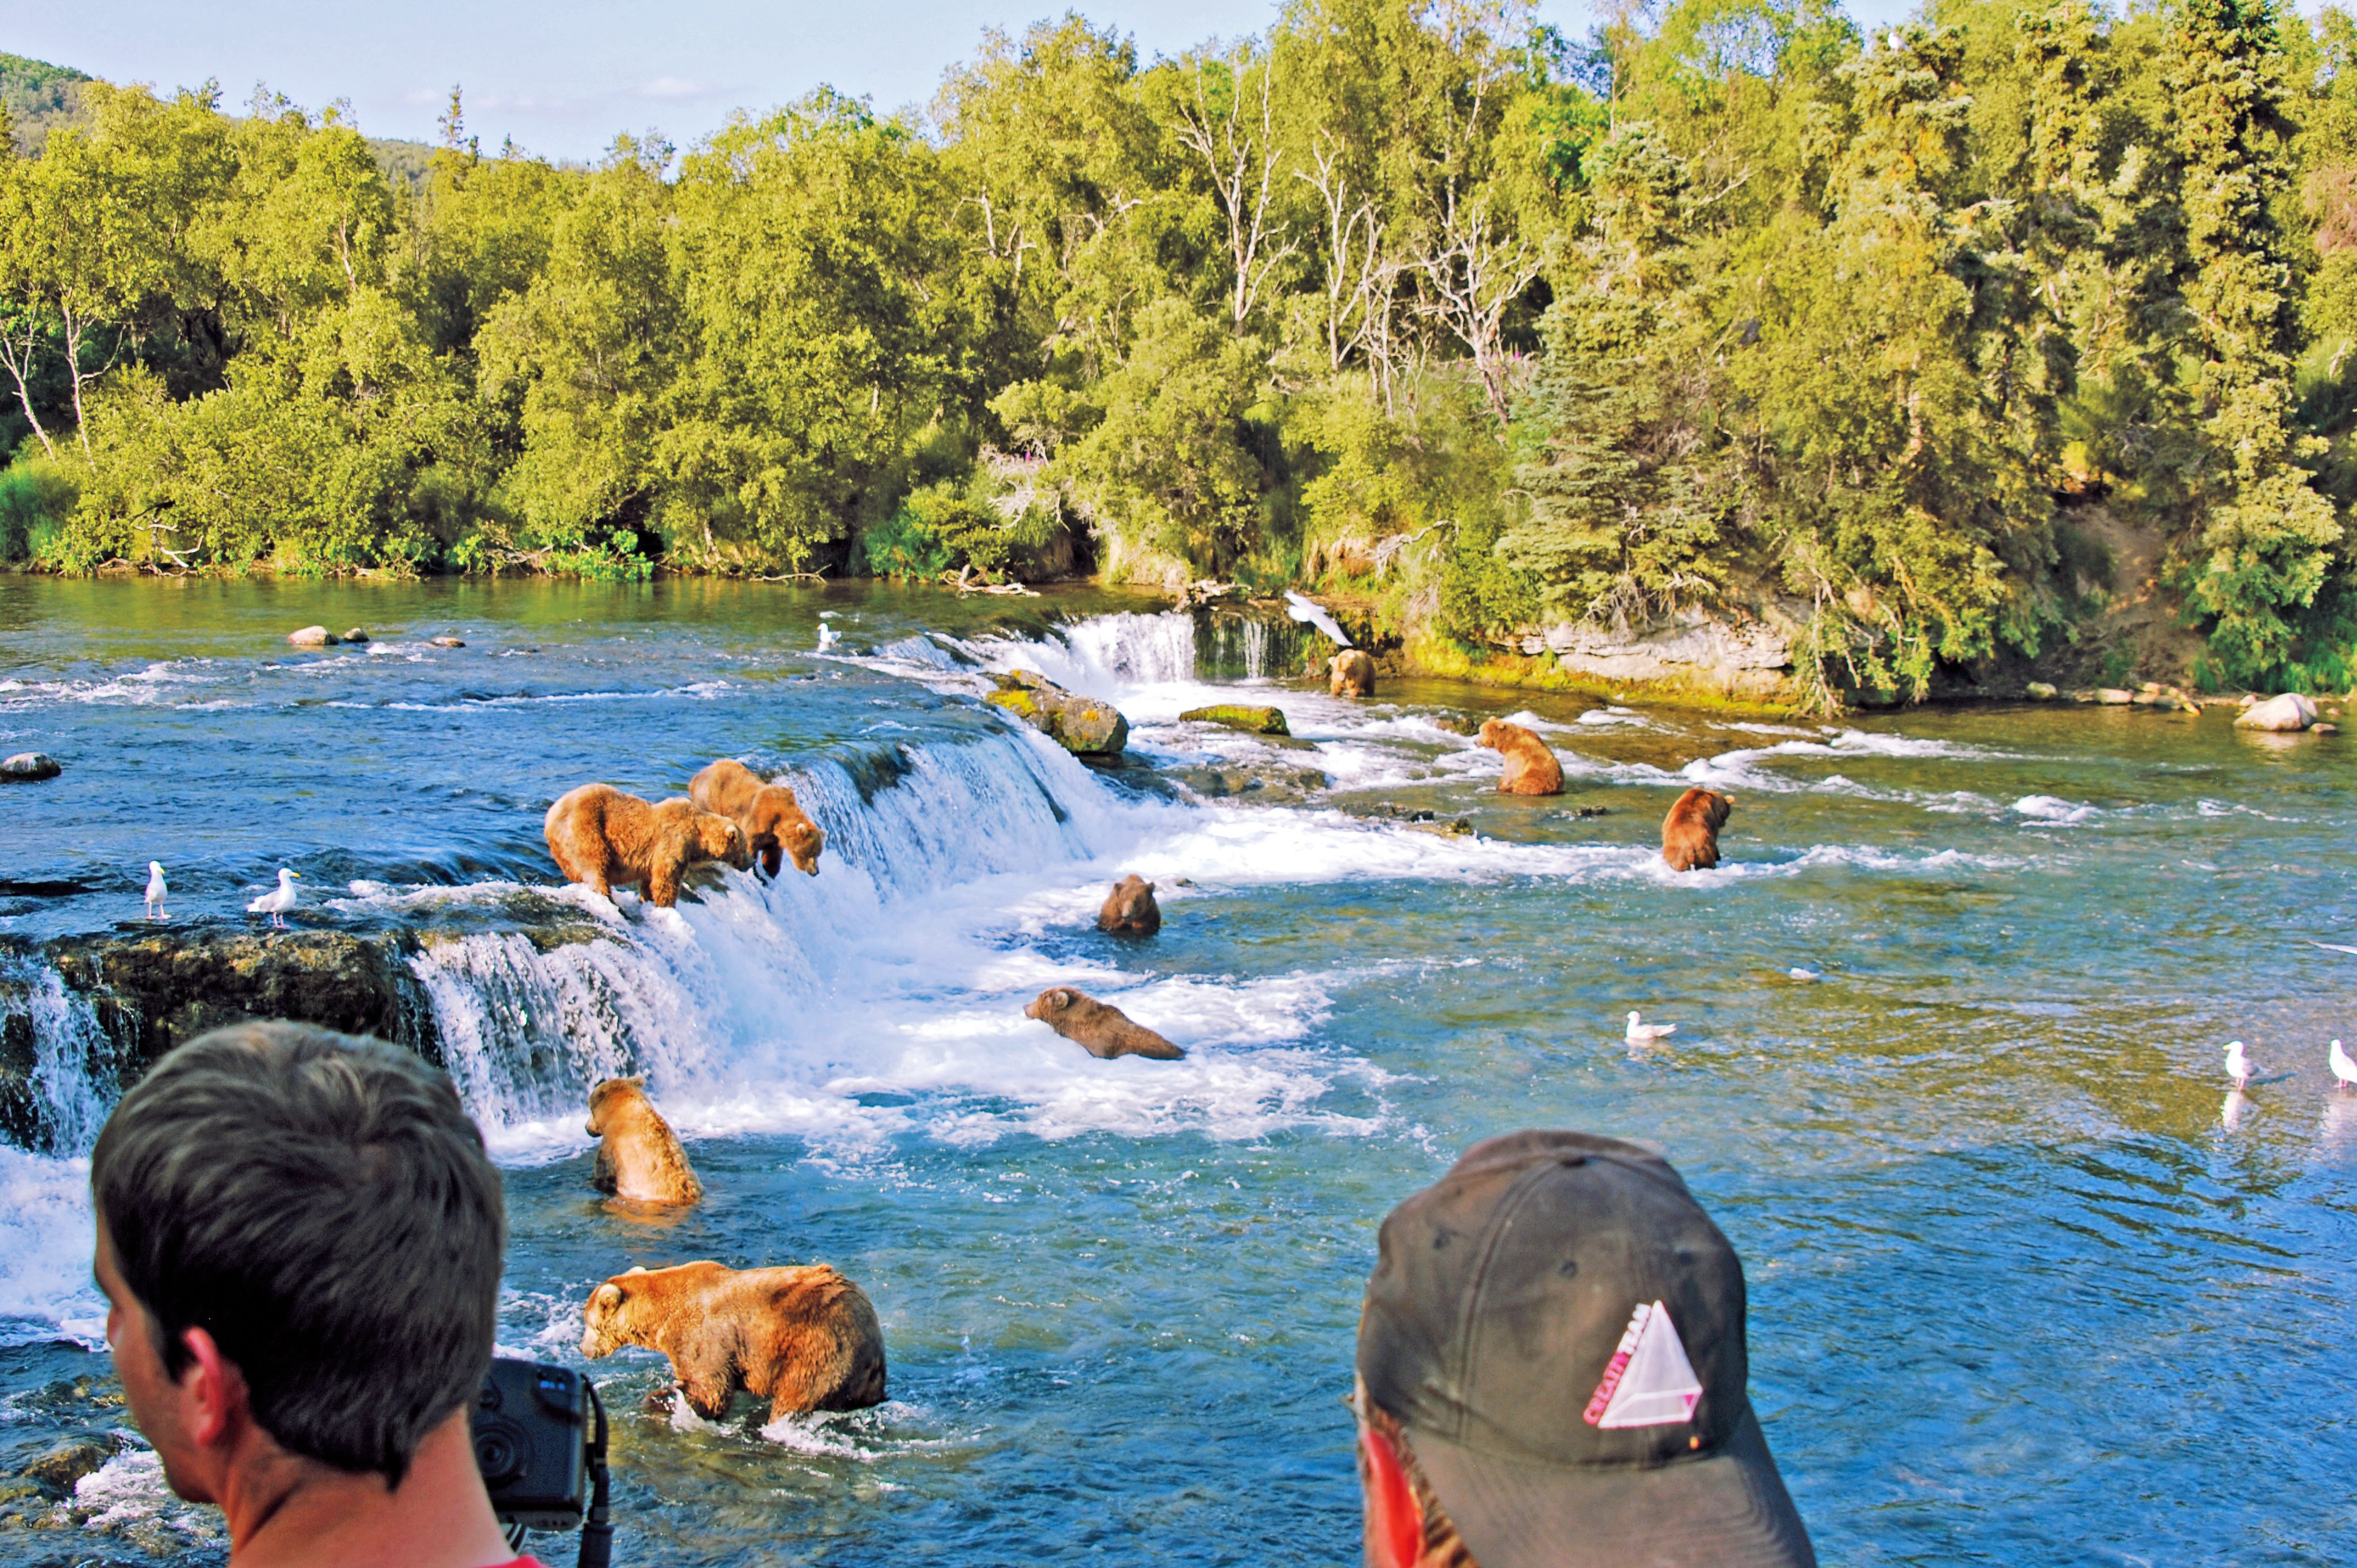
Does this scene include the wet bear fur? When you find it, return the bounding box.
[1329,649,1377,698]
[1477,719,1564,796]
[580,1261,887,1420]
[1025,986,1185,1060]
[1097,874,1161,936]
[1661,787,1734,872]
[691,758,825,877]
[545,783,751,906]
[587,1076,703,1206]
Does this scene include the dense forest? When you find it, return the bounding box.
[7,0,2357,702]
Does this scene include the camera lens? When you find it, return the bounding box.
[474,1424,524,1485]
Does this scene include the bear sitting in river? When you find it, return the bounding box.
[1661,787,1734,872]
[690,758,825,878]
[545,783,750,907]
[587,1076,702,1206]
[1476,719,1564,796]
[580,1261,887,1421]
[1097,874,1161,936]
[1329,649,1377,698]
[1025,986,1185,1059]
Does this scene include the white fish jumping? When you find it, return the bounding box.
[2224,1040,2254,1089]
[144,861,167,922]
[248,867,301,929]
[2331,1038,2357,1092]
[1283,590,1352,648]
[1626,1011,1678,1045]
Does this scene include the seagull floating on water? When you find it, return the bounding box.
[816,623,840,653]
[1283,590,1352,648]
[248,868,301,929]
[2224,1040,2254,1089]
[1626,1011,1678,1045]
[2331,1039,2357,1092]
[144,861,167,922]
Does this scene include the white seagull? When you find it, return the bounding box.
[144,861,167,922]
[1787,967,1820,981]
[1283,590,1353,648]
[248,868,301,928]
[2330,1039,2357,1092]
[816,623,840,653]
[2224,1040,2253,1089]
[1626,1011,1678,1045]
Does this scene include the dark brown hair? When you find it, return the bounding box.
[91,1022,505,1486]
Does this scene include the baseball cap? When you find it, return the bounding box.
[1356,1130,1815,1568]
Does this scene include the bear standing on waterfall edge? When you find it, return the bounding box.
[690,758,826,878]
[587,1076,703,1206]
[1476,718,1565,796]
[1662,786,1735,871]
[545,782,751,906]
[1098,874,1161,936]
[580,1261,888,1421]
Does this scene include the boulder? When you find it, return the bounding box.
[287,625,340,648]
[431,636,466,648]
[986,670,1129,756]
[17,1440,115,1499]
[0,752,60,782]
[340,628,371,645]
[1178,702,1291,736]
[2235,692,2318,732]
[1168,761,1328,803]
[2024,682,2058,701]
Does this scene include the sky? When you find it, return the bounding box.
[8,0,1919,163]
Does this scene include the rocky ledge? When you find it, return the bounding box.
[986,670,1131,757]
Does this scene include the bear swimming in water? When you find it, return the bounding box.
[1329,649,1376,698]
[1024,987,1185,1060]
[1097,874,1161,937]
[545,784,750,907]
[1476,719,1564,796]
[690,758,825,878]
[1661,787,1734,871]
[580,1260,886,1421]
[586,1077,702,1206]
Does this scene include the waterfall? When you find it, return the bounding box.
[0,954,119,1157]
[959,611,1199,696]
[1242,620,1269,681]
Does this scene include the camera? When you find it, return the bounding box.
[474,1357,613,1568]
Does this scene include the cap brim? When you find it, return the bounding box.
[1406,1407,1816,1568]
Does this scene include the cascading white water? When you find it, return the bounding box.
[1242,619,1269,681]
[959,611,1199,696]
[0,954,119,1157]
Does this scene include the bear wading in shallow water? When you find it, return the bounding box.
[587,1077,702,1206]
[690,758,825,878]
[1329,649,1376,698]
[580,1261,887,1421]
[1661,786,1734,872]
[1097,874,1161,937]
[544,783,750,907]
[1024,986,1185,1060]
[1476,718,1565,796]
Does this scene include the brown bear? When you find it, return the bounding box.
[1024,987,1185,1060]
[587,1077,702,1206]
[1097,874,1161,937]
[690,758,825,878]
[1661,787,1734,872]
[1329,649,1377,698]
[544,783,751,907]
[580,1261,887,1421]
[1476,719,1564,796]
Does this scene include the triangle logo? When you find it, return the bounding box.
[1584,1300,1705,1429]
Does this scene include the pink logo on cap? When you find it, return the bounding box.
[1581,1300,1704,1429]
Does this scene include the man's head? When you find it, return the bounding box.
[1354,1130,1814,1568]
[91,1022,505,1495]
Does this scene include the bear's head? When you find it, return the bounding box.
[696,813,753,870]
[1104,875,1157,925]
[580,1266,651,1358]
[1025,987,1080,1023]
[1476,718,1513,751]
[748,786,824,877]
[1700,790,1734,830]
[586,1074,647,1137]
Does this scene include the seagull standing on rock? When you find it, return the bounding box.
[144,861,167,922]
[1626,1011,1678,1045]
[2330,1039,2357,1092]
[2225,1040,2254,1089]
[248,868,301,929]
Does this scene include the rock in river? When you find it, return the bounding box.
[2236,691,2319,732]
[287,625,340,648]
[1178,703,1291,736]
[0,752,60,782]
[986,670,1129,757]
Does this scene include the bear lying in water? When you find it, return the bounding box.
[1477,718,1564,796]
[690,758,825,878]
[1661,786,1734,871]
[545,783,749,907]
[1329,649,1376,697]
[581,1260,887,1421]
[1025,986,1185,1059]
[587,1076,702,1206]
[1098,874,1161,936]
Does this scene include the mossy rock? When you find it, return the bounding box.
[987,670,1129,755]
[1178,703,1291,736]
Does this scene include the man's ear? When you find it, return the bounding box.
[177,1325,248,1450]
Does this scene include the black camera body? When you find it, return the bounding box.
[474,1358,593,1530]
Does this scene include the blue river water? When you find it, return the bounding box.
[1,576,2353,1564]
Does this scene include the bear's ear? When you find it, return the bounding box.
[1143,881,1156,892]
[1053,989,1074,1007]
[591,1282,625,1310]
[625,1264,648,1275]
[623,1074,645,1088]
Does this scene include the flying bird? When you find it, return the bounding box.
[2224,1040,2253,1089]
[1625,1011,1678,1045]
[248,867,301,929]
[1283,590,1352,648]
[144,861,167,922]
[2331,1038,2357,1092]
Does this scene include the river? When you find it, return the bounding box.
[1,576,2352,1564]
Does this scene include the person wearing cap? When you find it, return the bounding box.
[1352,1129,1816,1568]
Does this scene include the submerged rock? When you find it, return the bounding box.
[2236,692,2319,731]
[1178,702,1291,736]
[287,625,340,648]
[0,752,60,782]
[1168,761,1328,803]
[341,628,371,645]
[431,635,466,648]
[986,670,1130,756]
[16,1438,117,1499]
